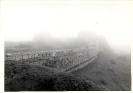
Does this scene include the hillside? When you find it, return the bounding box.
[72,51,131,91]
[5,61,104,91]
[4,32,131,91]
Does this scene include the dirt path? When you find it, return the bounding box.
[72,51,122,90]
[107,55,131,91]
[105,58,122,90]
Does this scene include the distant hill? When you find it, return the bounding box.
[5,31,100,53]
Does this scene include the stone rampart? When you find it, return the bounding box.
[5,44,98,72]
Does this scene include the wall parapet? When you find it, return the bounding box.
[5,45,98,72]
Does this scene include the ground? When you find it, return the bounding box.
[72,51,131,91]
[5,60,102,91]
[5,50,131,91]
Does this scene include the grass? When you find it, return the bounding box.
[5,50,130,91]
[5,60,101,91]
[72,51,131,91]
[107,54,131,91]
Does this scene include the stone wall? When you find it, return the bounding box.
[5,44,98,72]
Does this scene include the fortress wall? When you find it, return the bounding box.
[66,56,97,73]
[5,44,98,72]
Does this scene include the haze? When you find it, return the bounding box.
[2,1,132,53]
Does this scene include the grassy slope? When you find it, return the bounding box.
[5,49,131,91]
[5,60,101,91]
[107,54,131,90]
[72,51,131,91]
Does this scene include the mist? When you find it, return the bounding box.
[2,1,132,54]
[3,1,132,91]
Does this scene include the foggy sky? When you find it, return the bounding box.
[2,1,132,53]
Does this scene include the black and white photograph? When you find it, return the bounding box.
[1,0,132,91]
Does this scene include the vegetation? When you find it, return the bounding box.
[72,51,131,91]
[4,31,131,91]
[5,61,102,91]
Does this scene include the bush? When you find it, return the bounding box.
[5,61,102,91]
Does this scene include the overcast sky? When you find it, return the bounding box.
[1,1,132,52]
